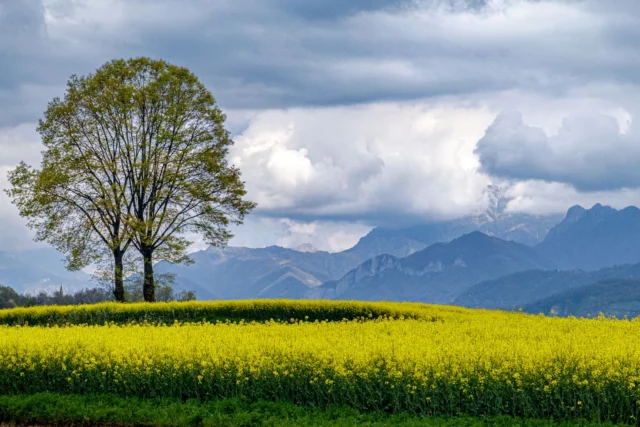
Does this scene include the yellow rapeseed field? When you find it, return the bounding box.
[1,301,639,422]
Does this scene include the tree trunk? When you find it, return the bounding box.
[142,248,155,302]
[113,250,125,302]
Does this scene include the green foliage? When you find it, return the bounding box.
[124,272,179,302]
[0,299,441,326]
[0,284,198,310]
[5,57,256,302]
[0,286,20,309]
[1,286,114,308]
[0,393,625,427]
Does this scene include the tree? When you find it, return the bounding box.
[176,289,197,302]
[51,286,74,306]
[123,271,179,303]
[6,70,137,301]
[7,57,255,302]
[98,57,255,301]
[0,285,21,309]
[91,247,140,299]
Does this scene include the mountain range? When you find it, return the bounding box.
[523,279,640,318]
[160,185,563,300]
[309,232,555,303]
[319,202,640,313]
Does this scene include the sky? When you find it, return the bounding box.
[2,0,640,253]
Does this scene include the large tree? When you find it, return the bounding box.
[7,57,255,303]
[114,58,255,301]
[6,73,137,301]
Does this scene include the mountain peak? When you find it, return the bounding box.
[539,203,640,271]
[451,231,514,247]
[578,203,616,221]
[565,205,587,222]
[622,206,640,215]
[454,231,492,242]
[556,203,617,229]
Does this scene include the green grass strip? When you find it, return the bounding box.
[0,393,632,426]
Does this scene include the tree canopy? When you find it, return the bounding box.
[7,57,255,301]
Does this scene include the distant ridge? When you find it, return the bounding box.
[536,204,640,270]
[524,278,640,318]
[454,263,640,310]
[347,185,562,257]
[0,249,92,294]
[158,185,562,300]
[310,231,556,303]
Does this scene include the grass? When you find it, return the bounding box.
[0,393,631,426]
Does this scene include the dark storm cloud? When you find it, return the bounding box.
[3,0,640,122]
[475,111,640,192]
[0,0,77,126]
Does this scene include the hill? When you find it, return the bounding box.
[155,245,372,300]
[311,232,556,303]
[455,263,640,309]
[523,279,640,318]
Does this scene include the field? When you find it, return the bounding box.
[0,300,639,426]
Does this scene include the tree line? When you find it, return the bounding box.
[0,277,196,309]
[5,58,255,302]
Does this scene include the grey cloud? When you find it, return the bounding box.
[270,0,408,21]
[129,0,640,110]
[0,0,46,42]
[3,0,640,125]
[475,110,640,192]
[0,0,74,125]
[5,0,640,249]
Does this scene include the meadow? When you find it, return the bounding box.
[0,300,639,426]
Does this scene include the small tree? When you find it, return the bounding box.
[123,271,180,302]
[176,290,197,302]
[0,285,21,309]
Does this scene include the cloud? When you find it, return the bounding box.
[0,124,44,250]
[227,215,373,252]
[475,110,640,192]
[4,0,640,250]
[231,101,493,225]
[0,0,636,119]
[504,180,640,216]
